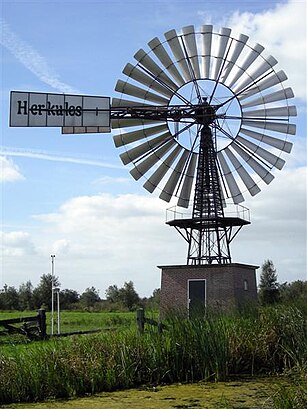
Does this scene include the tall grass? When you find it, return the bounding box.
[0,305,306,404]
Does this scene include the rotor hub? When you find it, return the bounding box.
[193,99,216,126]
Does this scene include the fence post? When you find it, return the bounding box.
[136,308,145,334]
[37,309,47,339]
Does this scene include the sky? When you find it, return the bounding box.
[1,0,306,298]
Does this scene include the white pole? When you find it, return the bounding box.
[57,290,60,334]
[51,254,55,335]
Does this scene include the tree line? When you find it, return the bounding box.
[0,260,305,312]
[258,259,307,308]
[0,274,160,312]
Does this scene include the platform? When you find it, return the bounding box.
[166,216,250,230]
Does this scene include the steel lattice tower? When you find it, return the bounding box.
[187,124,231,264]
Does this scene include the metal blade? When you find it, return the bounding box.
[148,37,185,86]
[227,43,264,88]
[241,87,294,108]
[231,142,274,184]
[130,139,176,180]
[114,124,168,147]
[232,55,278,94]
[218,176,227,207]
[240,127,293,153]
[212,27,232,80]
[243,105,297,118]
[115,79,169,105]
[217,151,244,204]
[143,145,182,193]
[224,146,261,196]
[159,149,190,202]
[242,119,296,135]
[220,33,249,82]
[182,25,201,79]
[164,29,192,82]
[200,25,213,78]
[120,132,171,165]
[134,48,179,91]
[236,135,285,170]
[177,153,197,208]
[123,63,174,98]
[112,97,151,107]
[238,70,288,101]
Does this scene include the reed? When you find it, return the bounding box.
[0,305,305,404]
[271,368,307,409]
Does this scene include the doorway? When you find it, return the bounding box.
[188,279,206,317]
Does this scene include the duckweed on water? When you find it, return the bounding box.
[0,378,286,409]
[3,377,306,409]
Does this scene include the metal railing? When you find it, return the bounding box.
[166,202,250,223]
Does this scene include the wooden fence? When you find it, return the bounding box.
[1,308,164,341]
[0,309,47,340]
[136,308,167,334]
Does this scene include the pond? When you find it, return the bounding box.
[1,377,286,408]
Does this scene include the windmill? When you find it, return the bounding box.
[111,25,296,313]
[9,25,296,313]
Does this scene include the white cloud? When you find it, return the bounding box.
[232,166,307,282]
[29,193,184,294]
[0,162,298,295]
[1,231,36,256]
[1,165,305,294]
[224,0,307,101]
[0,18,79,93]
[0,156,25,183]
[51,239,71,255]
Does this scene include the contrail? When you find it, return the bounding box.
[1,146,122,169]
[0,18,79,94]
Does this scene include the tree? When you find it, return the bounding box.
[60,289,80,309]
[105,284,120,303]
[80,287,100,308]
[32,274,60,310]
[105,281,140,311]
[0,285,20,310]
[258,260,280,305]
[18,281,34,310]
[279,280,307,305]
[147,288,160,308]
[118,281,140,311]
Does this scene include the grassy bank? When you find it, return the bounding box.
[0,306,306,404]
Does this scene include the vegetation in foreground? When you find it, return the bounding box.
[0,305,306,405]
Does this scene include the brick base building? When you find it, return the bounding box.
[159,263,258,317]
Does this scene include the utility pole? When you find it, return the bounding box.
[50,254,55,335]
[53,287,61,334]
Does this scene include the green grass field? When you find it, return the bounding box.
[0,310,136,335]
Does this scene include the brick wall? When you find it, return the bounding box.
[159,263,258,317]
